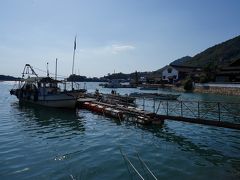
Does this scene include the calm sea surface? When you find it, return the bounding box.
[0,81,240,179]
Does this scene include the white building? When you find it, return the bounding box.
[162,65,179,83]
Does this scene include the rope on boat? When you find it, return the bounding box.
[33,66,67,79]
[32,66,86,90]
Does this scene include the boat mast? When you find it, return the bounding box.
[55,58,58,80]
[71,35,77,90]
[47,62,49,77]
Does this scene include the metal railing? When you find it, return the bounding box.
[136,98,240,123]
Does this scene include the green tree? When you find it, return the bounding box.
[183,77,194,91]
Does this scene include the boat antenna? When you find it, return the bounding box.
[47,62,49,77]
[55,58,58,80]
[71,35,77,90]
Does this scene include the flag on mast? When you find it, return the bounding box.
[74,36,77,50]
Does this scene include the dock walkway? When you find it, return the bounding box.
[77,97,240,130]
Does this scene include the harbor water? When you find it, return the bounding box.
[1,81,240,179]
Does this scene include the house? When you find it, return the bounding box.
[162,65,179,83]
[161,65,202,83]
[216,59,240,82]
[172,65,202,81]
[146,65,202,84]
[146,66,166,84]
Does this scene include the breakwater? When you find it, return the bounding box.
[194,83,240,96]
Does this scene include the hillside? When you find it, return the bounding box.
[170,56,192,66]
[182,35,240,67]
[101,71,151,80]
[150,56,192,76]
[0,75,20,81]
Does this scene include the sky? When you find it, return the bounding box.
[0,0,240,78]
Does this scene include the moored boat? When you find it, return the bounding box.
[10,64,81,109]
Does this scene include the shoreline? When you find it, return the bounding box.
[193,86,240,96]
[138,83,240,96]
[165,84,240,96]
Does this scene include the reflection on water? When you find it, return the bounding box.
[12,102,86,137]
[139,123,240,165]
[9,95,240,179]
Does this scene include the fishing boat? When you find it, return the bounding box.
[10,64,80,108]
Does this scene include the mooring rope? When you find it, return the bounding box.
[121,152,145,180]
[125,155,145,180]
[119,148,133,180]
[136,153,158,180]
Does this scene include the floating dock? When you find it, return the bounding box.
[77,95,240,130]
[77,98,164,125]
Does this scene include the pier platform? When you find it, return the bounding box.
[77,95,240,130]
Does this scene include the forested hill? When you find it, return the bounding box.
[181,35,240,67]
[0,75,20,81]
[170,56,192,66]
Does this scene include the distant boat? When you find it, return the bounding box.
[139,87,158,90]
[129,92,180,100]
[103,93,136,104]
[102,79,136,88]
[10,64,83,108]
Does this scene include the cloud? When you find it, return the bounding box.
[79,44,136,55]
[110,44,136,54]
